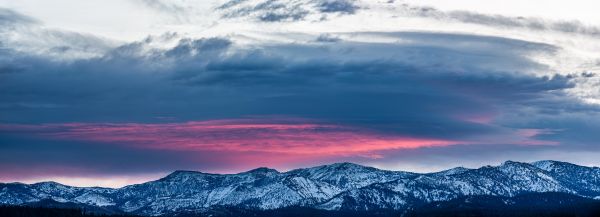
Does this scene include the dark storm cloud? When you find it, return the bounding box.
[0,32,577,138]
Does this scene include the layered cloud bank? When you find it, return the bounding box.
[1,0,600,187]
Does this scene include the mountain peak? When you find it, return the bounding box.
[496,160,543,173]
[162,170,210,181]
[532,160,560,170]
[243,167,280,174]
[32,181,69,188]
[500,160,530,167]
[33,181,62,185]
[305,162,379,173]
[435,166,470,176]
[2,160,600,216]
[169,170,203,175]
[328,162,370,169]
[532,160,585,171]
[331,161,359,166]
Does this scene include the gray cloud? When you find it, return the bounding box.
[1,5,600,178]
[0,8,115,60]
[0,32,582,142]
[397,4,600,36]
[135,0,193,22]
[316,33,341,42]
[317,0,358,14]
[217,0,358,22]
[139,0,186,13]
[0,8,39,27]
[138,0,600,36]
[218,0,308,22]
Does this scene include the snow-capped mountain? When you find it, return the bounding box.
[1,161,600,216]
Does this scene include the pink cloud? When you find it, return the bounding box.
[0,119,564,187]
[0,119,458,158]
[515,129,561,145]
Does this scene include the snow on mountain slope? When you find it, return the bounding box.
[0,182,115,207]
[430,166,470,176]
[288,163,416,190]
[532,160,600,197]
[310,161,585,211]
[74,192,115,207]
[114,169,306,215]
[1,161,600,215]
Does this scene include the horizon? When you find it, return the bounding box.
[2,0,600,188]
[3,160,596,188]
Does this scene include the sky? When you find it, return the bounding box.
[1,0,600,187]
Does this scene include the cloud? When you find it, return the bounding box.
[0,117,559,182]
[217,0,359,22]
[1,3,600,186]
[317,0,358,14]
[0,117,456,182]
[138,0,186,14]
[316,33,341,42]
[164,37,232,57]
[0,32,585,181]
[0,32,578,138]
[0,119,457,156]
[0,8,39,26]
[218,0,309,22]
[135,0,194,23]
[395,3,600,36]
[0,8,116,60]
[138,0,600,36]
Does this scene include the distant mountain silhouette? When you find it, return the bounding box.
[2,160,600,216]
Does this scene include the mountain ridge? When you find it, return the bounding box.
[1,160,600,216]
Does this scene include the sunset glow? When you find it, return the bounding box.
[1,0,600,188]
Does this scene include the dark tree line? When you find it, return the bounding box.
[4,192,600,217]
[0,206,139,217]
[4,204,600,217]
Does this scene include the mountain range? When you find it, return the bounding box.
[1,160,600,216]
